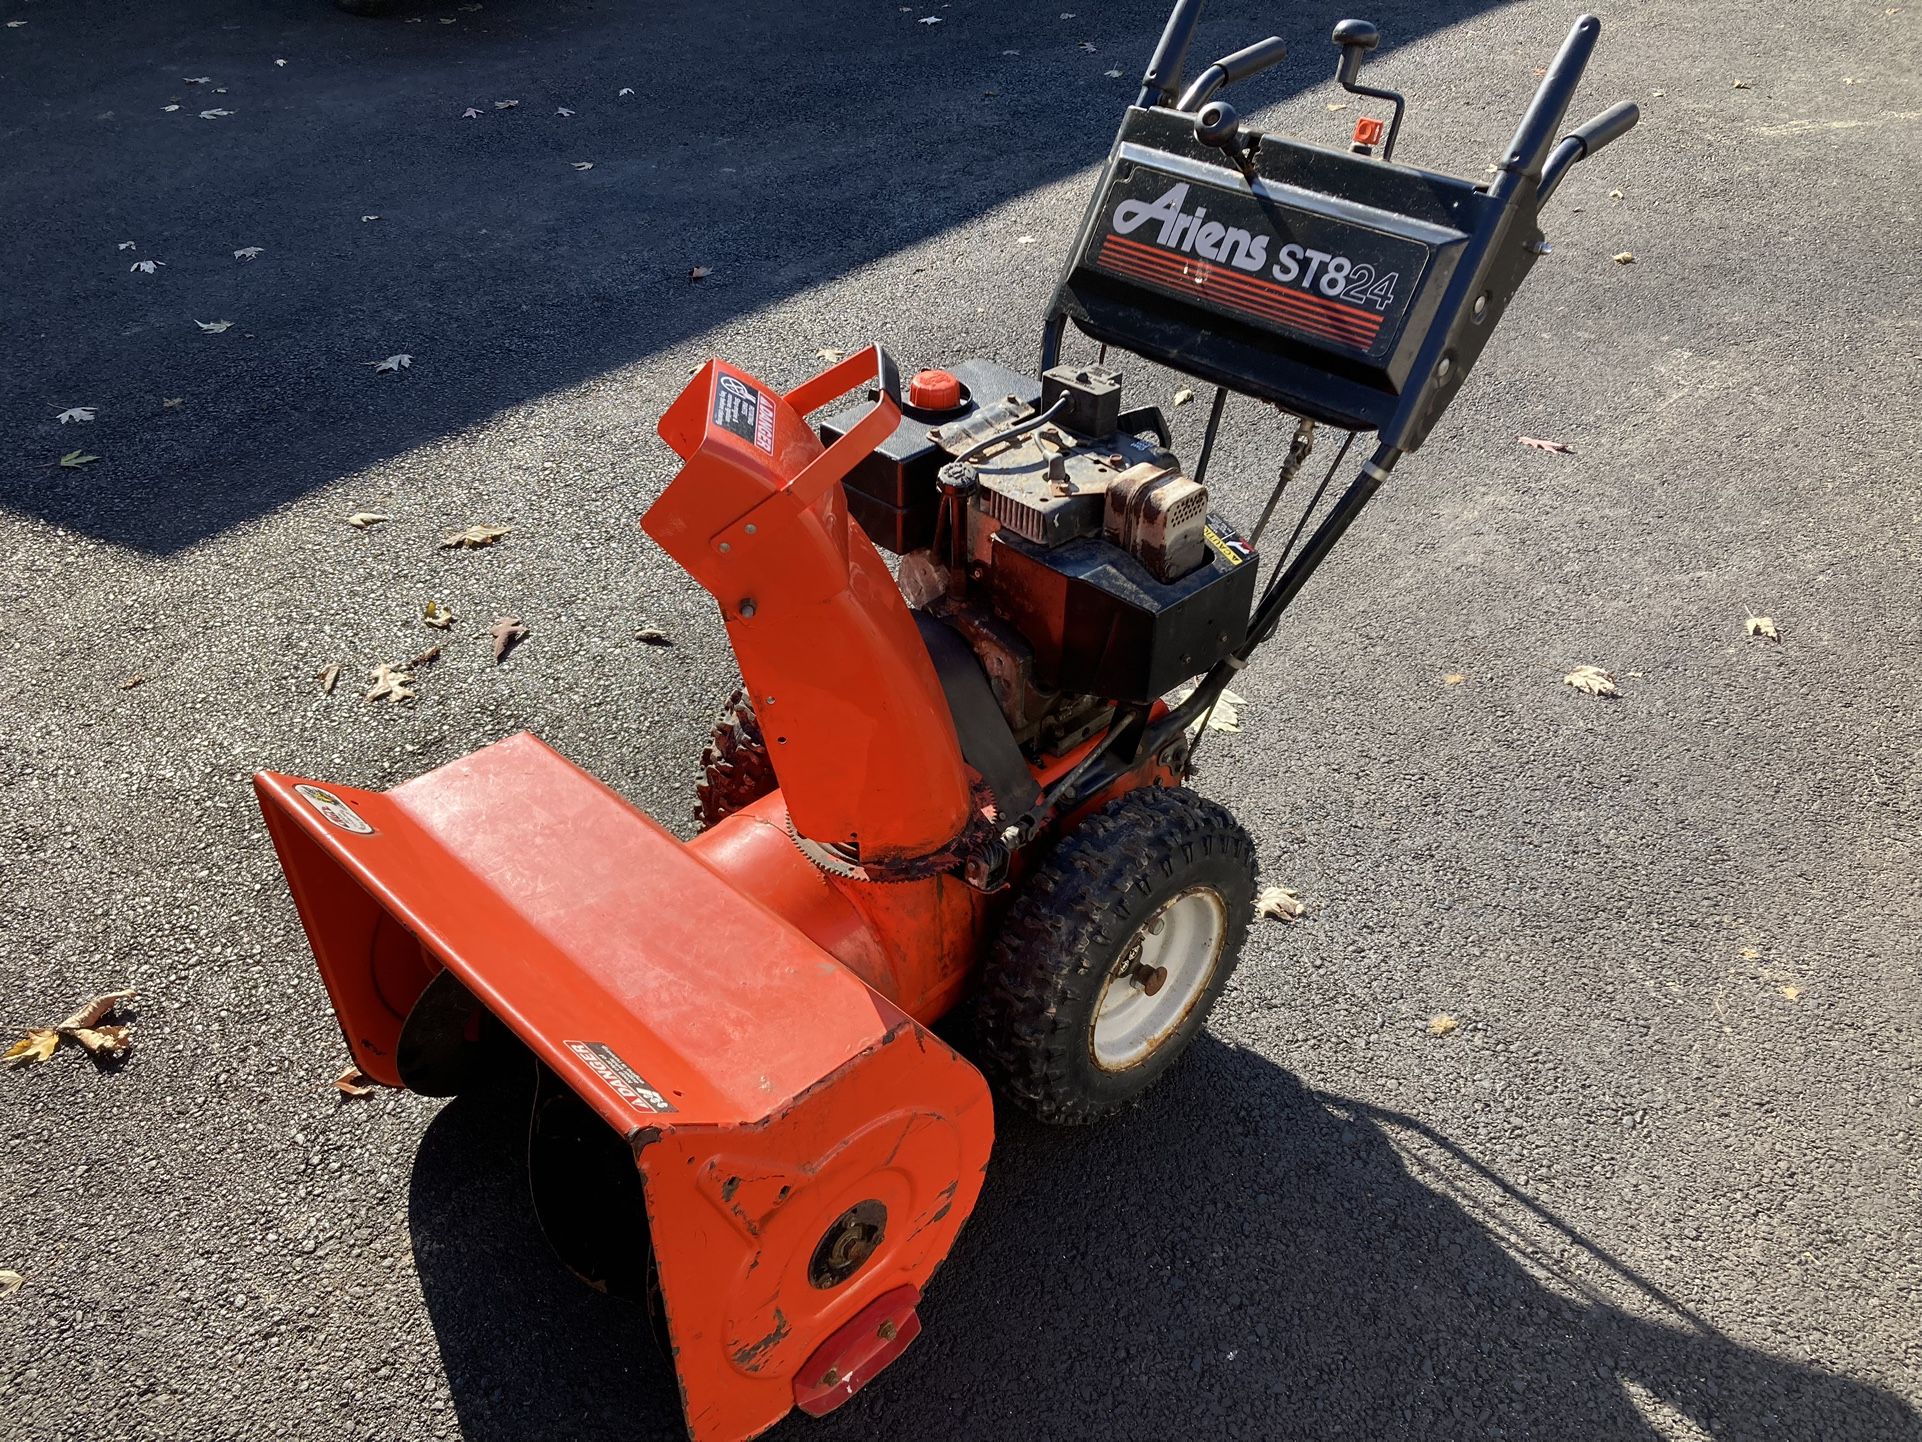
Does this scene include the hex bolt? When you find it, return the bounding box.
[1131,962,1169,996]
[745,523,758,535]
[718,541,732,554]
[822,1368,840,1387]
[739,599,757,618]
[877,1320,898,1341]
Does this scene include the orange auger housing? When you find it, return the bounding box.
[256,349,1002,1442]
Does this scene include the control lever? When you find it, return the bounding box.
[1331,18,1405,161]
[1193,100,1258,178]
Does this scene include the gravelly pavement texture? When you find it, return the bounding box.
[2,0,1919,1439]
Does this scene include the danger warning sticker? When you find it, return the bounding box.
[565,1040,676,1113]
[1203,515,1254,569]
[713,373,776,454]
[294,783,374,835]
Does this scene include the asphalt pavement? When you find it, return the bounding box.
[1,0,1918,1439]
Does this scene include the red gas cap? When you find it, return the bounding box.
[906,369,963,411]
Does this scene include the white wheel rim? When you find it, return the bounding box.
[1090,886,1228,1072]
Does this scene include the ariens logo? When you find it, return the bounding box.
[1114,181,1272,273]
[1110,180,1401,307]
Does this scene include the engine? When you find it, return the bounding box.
[818,359,1258,754]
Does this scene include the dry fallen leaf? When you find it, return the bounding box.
[361,214,381,222]
[276,58,288,66]
[1207,688,1245,733]
[440,522,511,549]
[918,14,941,23]
[490,616,528,663]
[1427,1014,1460,1038]
[1255,885,1306,922]
[117,241,137,251]
[56,407,96,424]
[162,103,180,112]
[58,450,100,469]
[185,76,211,84]
[368,353,411,373]
[62,992,134,1031]
[1731,78,1751,89]
[1104,68,1123,78]
[7,989,137,1065]
[1745,615,1780,642]
[0,1271,21,1298]
[335,1065,377,1099]
[461,106,483,118]
[1327,101,1348,111]
[118,675,144,690]
[1518,435,1575,454]
[63,1023,131,1059]
[408,643,442,669]
[198,108,233,120]
[556,107,575,117]
[345,511,392,529]
[1443,673,1466,685]
[196,319,234,333]
[3,1030,59,1066]
[1608,188,1624,200]
[1172,387,1195,406]
[494,98,520,109]
[129,259,163,274]
[233,246,264,261]
[814,347,845,362]
[1612,251,1636,264]
[1563,664,1619,698]
[689,265,712,280]
[1779,985,1802,1002]
[572,161,594,171]
[316,663,340,694]
[1740,946,1762,961]
[365,663,416,704]
[1016,235,1037,245]
[162,397,184,409]
[1079,40,1097,51]
[421,599,456,629]
[635,627,674,646]
[619,87,635,96]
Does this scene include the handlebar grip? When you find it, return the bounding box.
[1215,35,1289,84]
[1537,99,1639,202]
[1175,35,1287,109]
[1568,99,1639,158]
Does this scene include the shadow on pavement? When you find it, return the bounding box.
[407,1039,1916,1441]
[2,0,1502,554]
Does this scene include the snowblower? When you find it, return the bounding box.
[255,7,1636,1438]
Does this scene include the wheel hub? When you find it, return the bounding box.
[1090,885,1228,1071]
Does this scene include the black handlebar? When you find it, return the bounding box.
[1133,2,1634,207]
[1137,0,1209,108]
[1176,35,1288,109]
[1499,13,1602,180]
